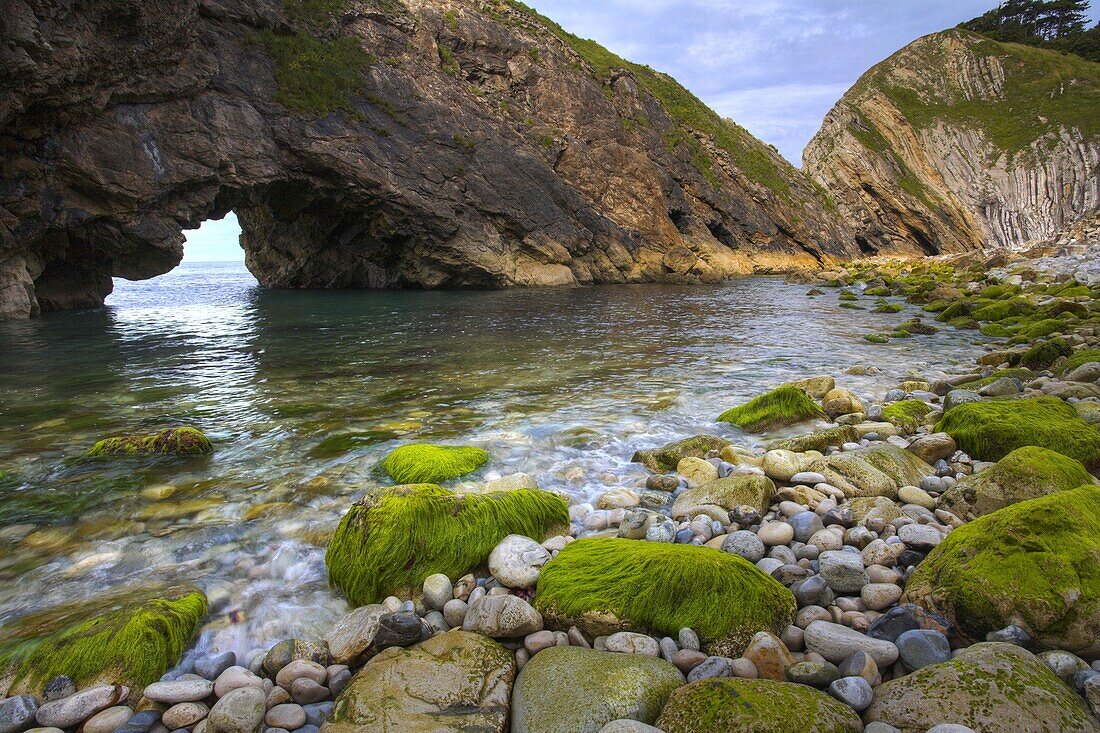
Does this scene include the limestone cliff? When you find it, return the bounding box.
[0,0,854,319]
[805,29,1100,256]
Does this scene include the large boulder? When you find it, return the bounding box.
[935,397,1100,470]
[671,474,776,519]
[534,538,795,656]
[320,631,514,733]
[510,646,683,733]
[863,642,1100,733]
[809,444,935,498]
[654,678,862,733]
[938,446,1096,520]
[905,486,1100,656]
[631,435,730,473]
[717,386,826,433]
[326,485,568,605]
[0,586,206,696]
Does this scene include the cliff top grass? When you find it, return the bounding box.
[534,538,796,656]
[905,485,1100,648]
[936,397,1100,468]
[326,484,568,605]
[717,385,826,433]
[0,586,207,696]
[87,427,213,458]
[380,444,488,484]
[857,29,1100,160]
[503,1,797,199]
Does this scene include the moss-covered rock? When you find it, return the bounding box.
[86,427,213,457]
[0,586,206,696]
[534,538,795,656]
[671,474,776,519]
[654,678,862,733]
[717,386,825,433]
[1060,348,1100,376]
[326,485,568,605]
[904,486,1100,655]
[769,425,859,453]
[1020,337,1073,370]
[510,646,683,733]
[631,435,730,473]
[881,399,933,433]
[324,631,514,733]
[380,444,488,484]
[809,444,936,498]
[935,397,1100,469]
[863,642,1100,733]
[938,446,1096,520]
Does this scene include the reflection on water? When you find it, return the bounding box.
[0,263,987,653]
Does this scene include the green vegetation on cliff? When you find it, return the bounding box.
[861,29,1100,159]
[251,0,377,117]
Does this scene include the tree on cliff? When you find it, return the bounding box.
[962,0,1100,60]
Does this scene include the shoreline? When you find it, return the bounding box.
[1,249,1099,733]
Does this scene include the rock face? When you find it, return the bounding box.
[805,29,1100,256]
[0,0,855,320]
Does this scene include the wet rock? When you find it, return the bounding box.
[0,696,38,733]
[463,595,543,638]
[35,685,126,729]
[143,679,215,704]
[323,605,385,666]
[804,620,899,667]
[489,535,551,589]
[205,686,266,733]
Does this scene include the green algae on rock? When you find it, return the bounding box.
[1061,348,1100,375]
[671,474,776,519]
[1019,337,1073,370]
[881,399,933,433]
[324,631,514,733]
[905,486,1100,655]
[863,642,1100,733]
[938,446,1097,520]
[534,538,795,656]
[510,646,683,733]
[0,586,207,696]
[935,397,1100,469]
[86,427,213,458]
[809,444,936,498]
[380,444,488,484]
[326,484,568,605]
[631,435,730,473]
[655,677,863,733]
[717,386,826,433]
[769,425,859,453]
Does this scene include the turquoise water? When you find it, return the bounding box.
[0,262,986,653]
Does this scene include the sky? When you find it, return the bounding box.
[183,0,1099,262]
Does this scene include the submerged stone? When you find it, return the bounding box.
[631,435,730,473]
[86,427,213,458]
